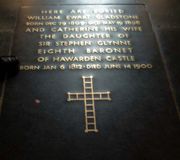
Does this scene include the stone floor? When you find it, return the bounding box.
[0,0,179,160]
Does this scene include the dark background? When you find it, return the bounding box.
[0,0,180,160]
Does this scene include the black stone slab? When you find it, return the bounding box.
[22,0,143,5]
[0,4,180,160]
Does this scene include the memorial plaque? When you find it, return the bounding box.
[1,4,180,160]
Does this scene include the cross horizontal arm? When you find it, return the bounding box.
[67,92,111,101]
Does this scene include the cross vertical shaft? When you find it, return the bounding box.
[67,76,111,133]
[82,76,98,132]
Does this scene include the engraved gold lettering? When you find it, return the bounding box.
[66,15,90,20]
[70,9,88,14]
[105,56,135,62]
[121,26,142,32]
[37,48,75,54]
[38,41,51,47]
[40,34,56,39]
[55,41,92,46]
[26,22,44,26]
[53,56,101,62]
[95,14,139,20]
[69,64,83,70]
[86,64,101,69]
[93,9,124,14]
[51,26,98,32]
[86,48,133,54]
[20,65,40,71]
[27,16,61,20]
[42,65,57,70]
[63,33,110,39]
[37,57,49,62]
[104,27,117,32]
[22,7,151,71]
[104,64,122,69]
[41,10,63,14]
[25,27,45,32]
[97,40,131,46]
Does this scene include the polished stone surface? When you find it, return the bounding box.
[22,0,142,5]
[0,0,180,160]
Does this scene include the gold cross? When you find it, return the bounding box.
[67,76,111,133]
